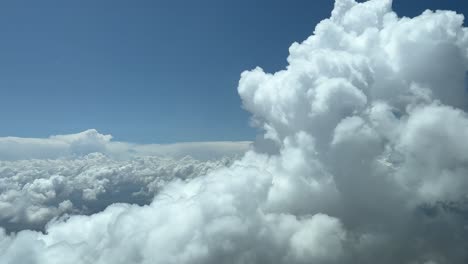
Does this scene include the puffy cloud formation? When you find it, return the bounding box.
[0,129,251,161]
[0,154,232,232]
[2,0,468,263]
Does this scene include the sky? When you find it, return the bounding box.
[0,0,467,143]
[4,1,468,263]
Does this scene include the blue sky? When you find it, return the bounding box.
[0,0,466,143]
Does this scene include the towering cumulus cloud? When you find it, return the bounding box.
[2,0,468,263]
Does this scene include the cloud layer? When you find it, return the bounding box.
[2,0,468,263]
[0,153,232,232]
[0,129,251,161]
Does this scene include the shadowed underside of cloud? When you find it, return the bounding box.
[2,0,468,263]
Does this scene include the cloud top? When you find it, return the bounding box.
[0,153,232,232]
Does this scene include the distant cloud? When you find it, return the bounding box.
[3,0,468,263]
[0,129,252,161]
[0,130,248,231]
[107,139,252,160]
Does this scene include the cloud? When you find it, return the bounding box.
[0,129,252,161]
[0,131,249,231]
[1,153,347,264]
[0,153,232,232]
[2,0,468,263]
[107,140,252,161]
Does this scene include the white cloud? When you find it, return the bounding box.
[2,0,468,263]
[0,153,232,232]
[0,129,252,161]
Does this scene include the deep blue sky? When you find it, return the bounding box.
[0,0,467,143]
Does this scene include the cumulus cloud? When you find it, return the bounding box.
[2,0,468,263]
[0,153,232,232]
